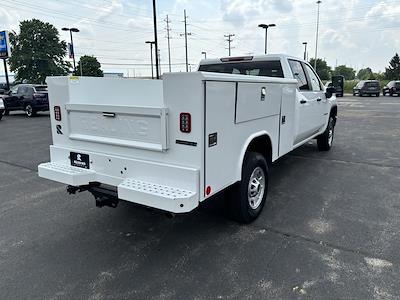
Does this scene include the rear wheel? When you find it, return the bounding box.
[4,110,9,116]
[317,116,335,151]
[0,111,3,120]
[376,93,380,97]
[228,152,268,223]
[25,104,36,117]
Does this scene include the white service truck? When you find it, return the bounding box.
[38,54,337,223]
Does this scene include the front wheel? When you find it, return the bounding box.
[25,104,36,117]
[228,152,268,223]
[317,116,335,151]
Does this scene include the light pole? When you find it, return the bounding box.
[258,23,276,54]
[152,0,160,79]
[303,42,308,61]
[62,27,79,71]
[201,51,207,59]
[145,41,155,79]
[314,0,322,71]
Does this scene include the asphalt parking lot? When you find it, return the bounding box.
[1,95,400,299]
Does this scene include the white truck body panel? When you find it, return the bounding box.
[39,54,336,214]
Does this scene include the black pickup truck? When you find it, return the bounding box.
[3,84,49,117]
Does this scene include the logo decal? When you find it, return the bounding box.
[56,125,63,135]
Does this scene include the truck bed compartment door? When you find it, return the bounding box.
[278,86,296,156]
[204,81,237,197]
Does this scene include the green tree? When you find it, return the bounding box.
[357,67,373,80]
[332,65,356,80]
[9,19,70,83]
[309,58,331,80]
[73,55,103,77]
[385,53,400,80]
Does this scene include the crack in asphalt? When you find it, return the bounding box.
[289,154,400,169]
[0,160,37,173]
[257,225,396,264]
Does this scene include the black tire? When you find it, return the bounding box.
[25,104,36,117]
[228,152,268,224]
[390,91,393,97]
[0,111,3,120]
[376,93,380,97]
[359,93,363,97]
[317,116,335,151]
[4,110,9,116]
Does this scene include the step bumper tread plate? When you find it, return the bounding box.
[118,178,198,213]
[38,162,95,186]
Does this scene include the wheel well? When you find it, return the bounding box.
[246,135,272,166]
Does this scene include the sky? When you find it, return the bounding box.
[0,0,399,77]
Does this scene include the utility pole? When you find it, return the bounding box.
[314,0,322,71]
[165,15,172,72]
[224,34,235,56]
[201,51,207,59]
[152,0,160,79]
[180,9,191,72]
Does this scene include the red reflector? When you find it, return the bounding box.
[54,106,61,121]
[206,186,212,196]
[180,113,191,133]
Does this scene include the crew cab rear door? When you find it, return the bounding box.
[302,63,328,128]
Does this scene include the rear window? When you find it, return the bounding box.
[198,61,284,78]
[365,81,379,87]
[34,86,48,92]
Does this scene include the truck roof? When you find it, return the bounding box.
[199,54,305,65]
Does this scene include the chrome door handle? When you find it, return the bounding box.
[102,112,116,118]
[317,98,322,102]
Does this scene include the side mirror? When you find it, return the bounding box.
[325,86,336,99]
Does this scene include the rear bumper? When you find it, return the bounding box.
[38,146,200,213]
[361,90,379,94]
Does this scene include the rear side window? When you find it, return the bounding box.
[303,64,322,91]
[198,61,284,78]
[288,60,309,90]
[395,82,400,88]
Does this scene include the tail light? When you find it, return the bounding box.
[180,113,191,133]
[54,106,61,121]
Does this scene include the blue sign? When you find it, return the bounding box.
[0,31,11,59]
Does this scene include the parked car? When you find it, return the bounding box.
[39,54,337,223]
[353,80,380,97]
[0,83,10,92]
[332,75,344,97]
[0,98,4,120]
[382,81,400,96]
[3,84,49,117]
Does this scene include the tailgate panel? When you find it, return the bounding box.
[66,104,169,151]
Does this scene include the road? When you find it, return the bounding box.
[1,95,400,299]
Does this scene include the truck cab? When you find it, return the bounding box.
[38,54,337,223]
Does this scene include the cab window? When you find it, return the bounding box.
[288,60,309,90]
[303,64,322,91]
